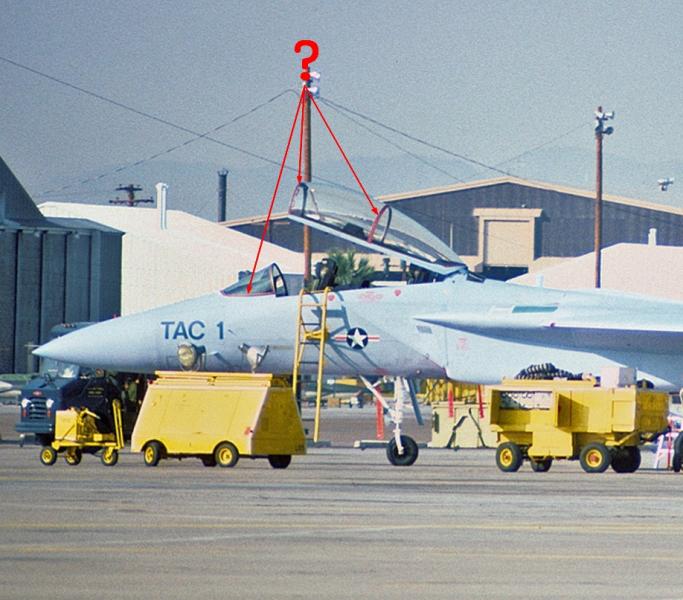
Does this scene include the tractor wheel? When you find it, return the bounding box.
[101,448,119,467]
[529,458,552,472]
[214,442,239,468]
[201,456,217,467]
[386,436,419,466]
[496,442,523,472]
[268,455,292,469]
[611,447,640,473]
[64,448,82,466]
[40,446,58,466]
[143,441,163,467]
[579,443,611,473]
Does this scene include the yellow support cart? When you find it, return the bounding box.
[131,372,306,468]
[488,379,668,473]
[39,399,124,467]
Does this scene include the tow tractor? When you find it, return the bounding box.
[489,376,669,473]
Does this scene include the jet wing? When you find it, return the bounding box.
[413,308,683,354]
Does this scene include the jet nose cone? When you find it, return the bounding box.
[34,316,161,373]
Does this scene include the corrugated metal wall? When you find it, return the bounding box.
[0,227,122,373]
[393,183,683,257]
[230,182,683,262]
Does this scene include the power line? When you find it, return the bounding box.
[37,89,297,196]
[319,98,465,183]
[0,57,355,194]
[320,96,591,184]
[319,96,515,177]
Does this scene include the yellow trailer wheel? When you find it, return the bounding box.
[101,448,119,467]
[40,446,57,466]
[529,458,552,472]
[268,455,292,469]
[579,443,610,473]
[215,442,239,468]
[143,442,163,467]
[64,448,82,466]
[610,447,640,473]
[496,442,523,472]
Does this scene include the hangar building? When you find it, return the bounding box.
[225,177,683,280]
[0,157,122,373]
[39,200,303,316]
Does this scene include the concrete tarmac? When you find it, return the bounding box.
[2,406,683,599]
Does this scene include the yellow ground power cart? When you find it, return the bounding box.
[488,379,669,473]
[131,372,306,469]
[39,399,124,467]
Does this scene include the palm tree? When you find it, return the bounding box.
[325,249,375,288]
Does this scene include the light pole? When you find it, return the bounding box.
[594,106,614,288]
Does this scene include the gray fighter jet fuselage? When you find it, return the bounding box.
[35,183,683,391]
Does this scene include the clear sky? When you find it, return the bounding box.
[2,1,682,220]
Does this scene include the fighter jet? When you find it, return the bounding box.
[36,182,683,393]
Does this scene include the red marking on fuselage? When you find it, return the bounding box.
[358,291,383,303]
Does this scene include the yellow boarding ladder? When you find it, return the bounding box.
[292,287,330,443]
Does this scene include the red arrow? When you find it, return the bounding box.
[306,89,379,215]
[247,88,305,293]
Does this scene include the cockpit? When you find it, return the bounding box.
[221,263,289,297]
[287,182,466,277]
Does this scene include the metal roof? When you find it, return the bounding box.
[378,176,683,217]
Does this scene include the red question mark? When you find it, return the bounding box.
[294,40,319,81]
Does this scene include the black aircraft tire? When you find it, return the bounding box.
[674,436,683,473]
[386,436,419,466]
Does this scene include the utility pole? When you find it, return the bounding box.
[301,69,320,286]
[109,184,154,207]
[594,107,614,288]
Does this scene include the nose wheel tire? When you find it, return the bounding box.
[496,442,523,472]
[40,446,57,466]
[215,442,239,468]
[386,435,419,466]
[579,443,611,473]
[101,448,119,466]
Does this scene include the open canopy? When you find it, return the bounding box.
[288,182,465,276]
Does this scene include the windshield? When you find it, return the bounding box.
[288,182,464,273]
[41,358,79,379]
[221,263,288,297]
